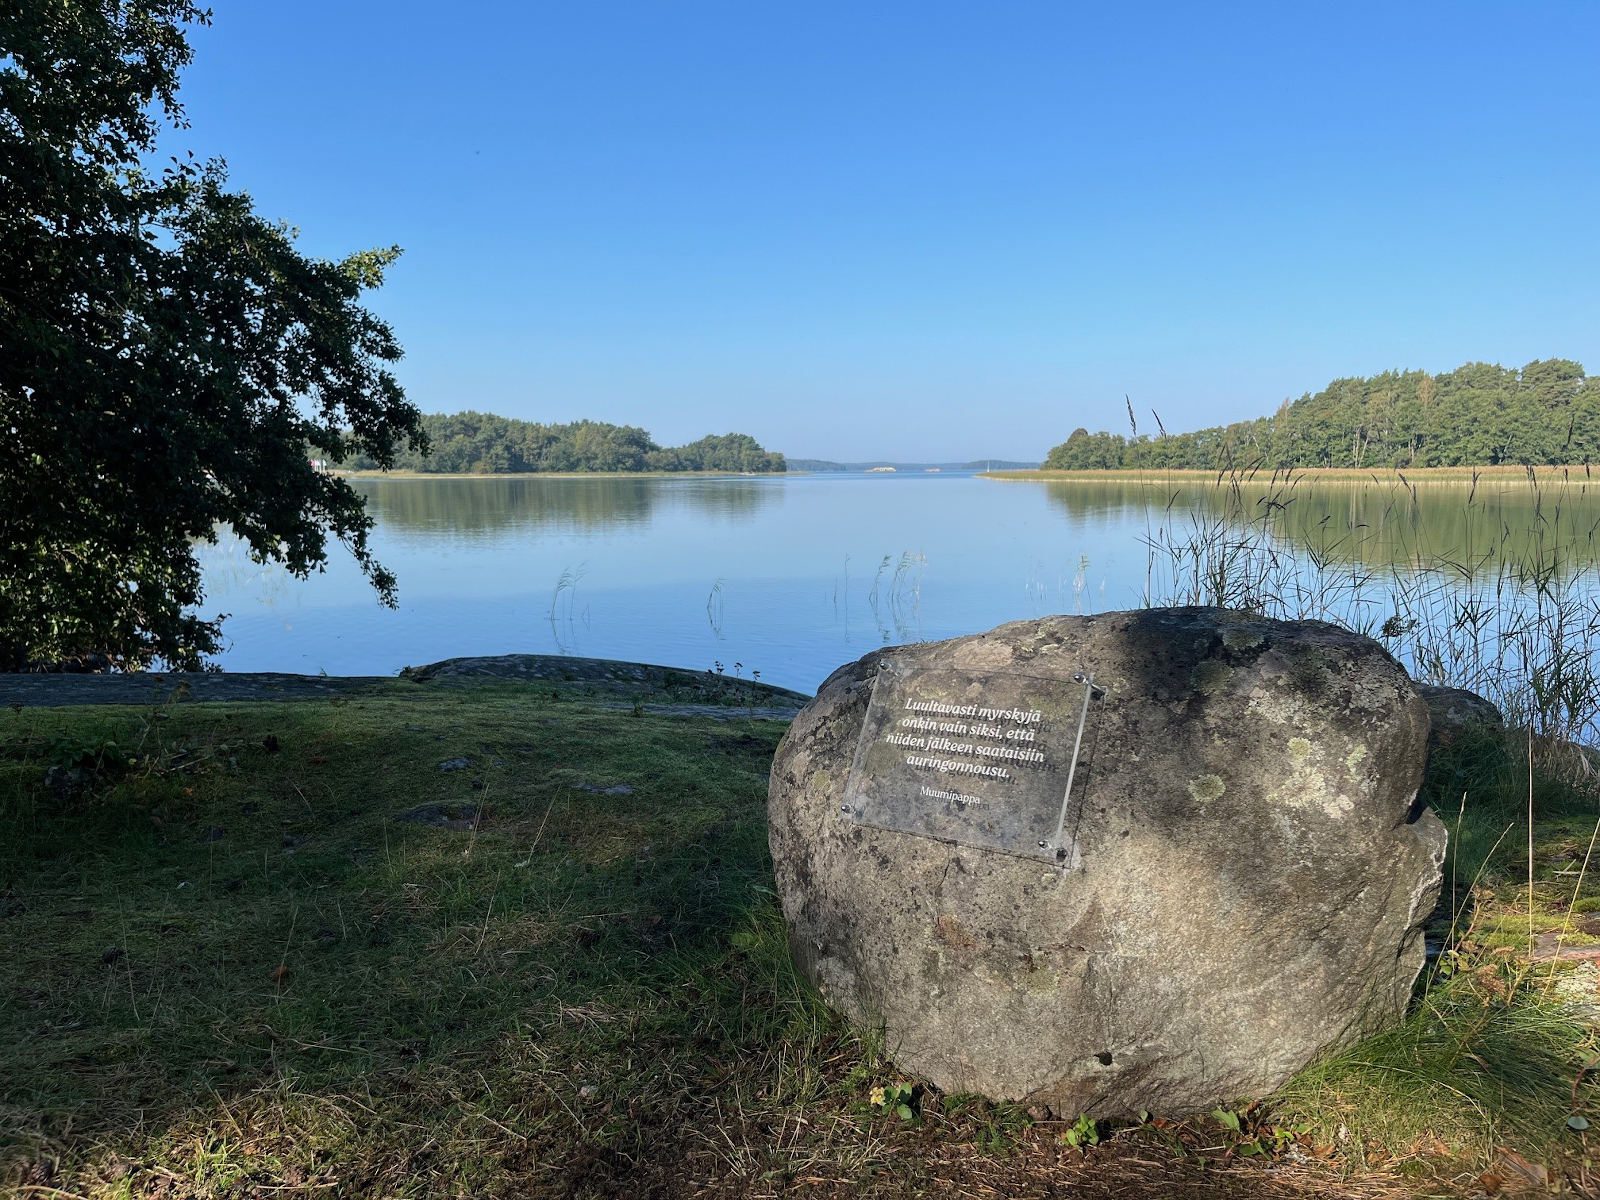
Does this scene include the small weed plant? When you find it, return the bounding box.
[1061,1112,1100,1151]
[869,1080,917,1122]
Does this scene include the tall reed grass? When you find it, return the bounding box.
[1137,465,1600,749]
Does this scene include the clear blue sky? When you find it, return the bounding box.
[174,2,1600,461]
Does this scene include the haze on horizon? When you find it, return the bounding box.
[174,2,1600,462]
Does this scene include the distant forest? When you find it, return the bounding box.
[345,412,786,473]
[1045,359,1598,471]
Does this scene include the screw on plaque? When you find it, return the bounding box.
[1046,671,1107,867]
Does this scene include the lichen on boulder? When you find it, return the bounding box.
[767,606,1447,1115]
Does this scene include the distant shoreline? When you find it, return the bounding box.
[331,469,796,480]
[981,465,1600,486]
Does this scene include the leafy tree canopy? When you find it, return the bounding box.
[347,412,787,475]
[1,2,426,670]
[1044,360,1596,472]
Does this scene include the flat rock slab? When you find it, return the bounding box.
[768,607,1448,1115]
[0,654,810,714]
[403,654,809,705]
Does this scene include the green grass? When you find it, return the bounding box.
[0,687,850,1196]
[5,687,1600,1196]
[1274,968,1592,1171]
[8,686,1250,1199]
[1271,733,1600,1178]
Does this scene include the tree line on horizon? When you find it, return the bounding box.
[1045,359,1598,471]
[344,412,786,474]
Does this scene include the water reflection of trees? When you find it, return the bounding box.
[1042,476,1600,572]
[356,476,781,537]
[1042,474,1600,742]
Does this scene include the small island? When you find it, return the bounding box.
[343,413,786,475]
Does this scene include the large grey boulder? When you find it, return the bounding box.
[768,607,1447,1115]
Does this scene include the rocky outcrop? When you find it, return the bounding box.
[1414,682,1504,752]
[768,607,1447,1115]
[0,654,810,713]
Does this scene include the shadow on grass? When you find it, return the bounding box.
[0,695,845,1196]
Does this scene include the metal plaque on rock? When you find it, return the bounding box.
[840,662,1101,864]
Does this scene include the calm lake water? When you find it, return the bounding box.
[197,471,1600,696]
